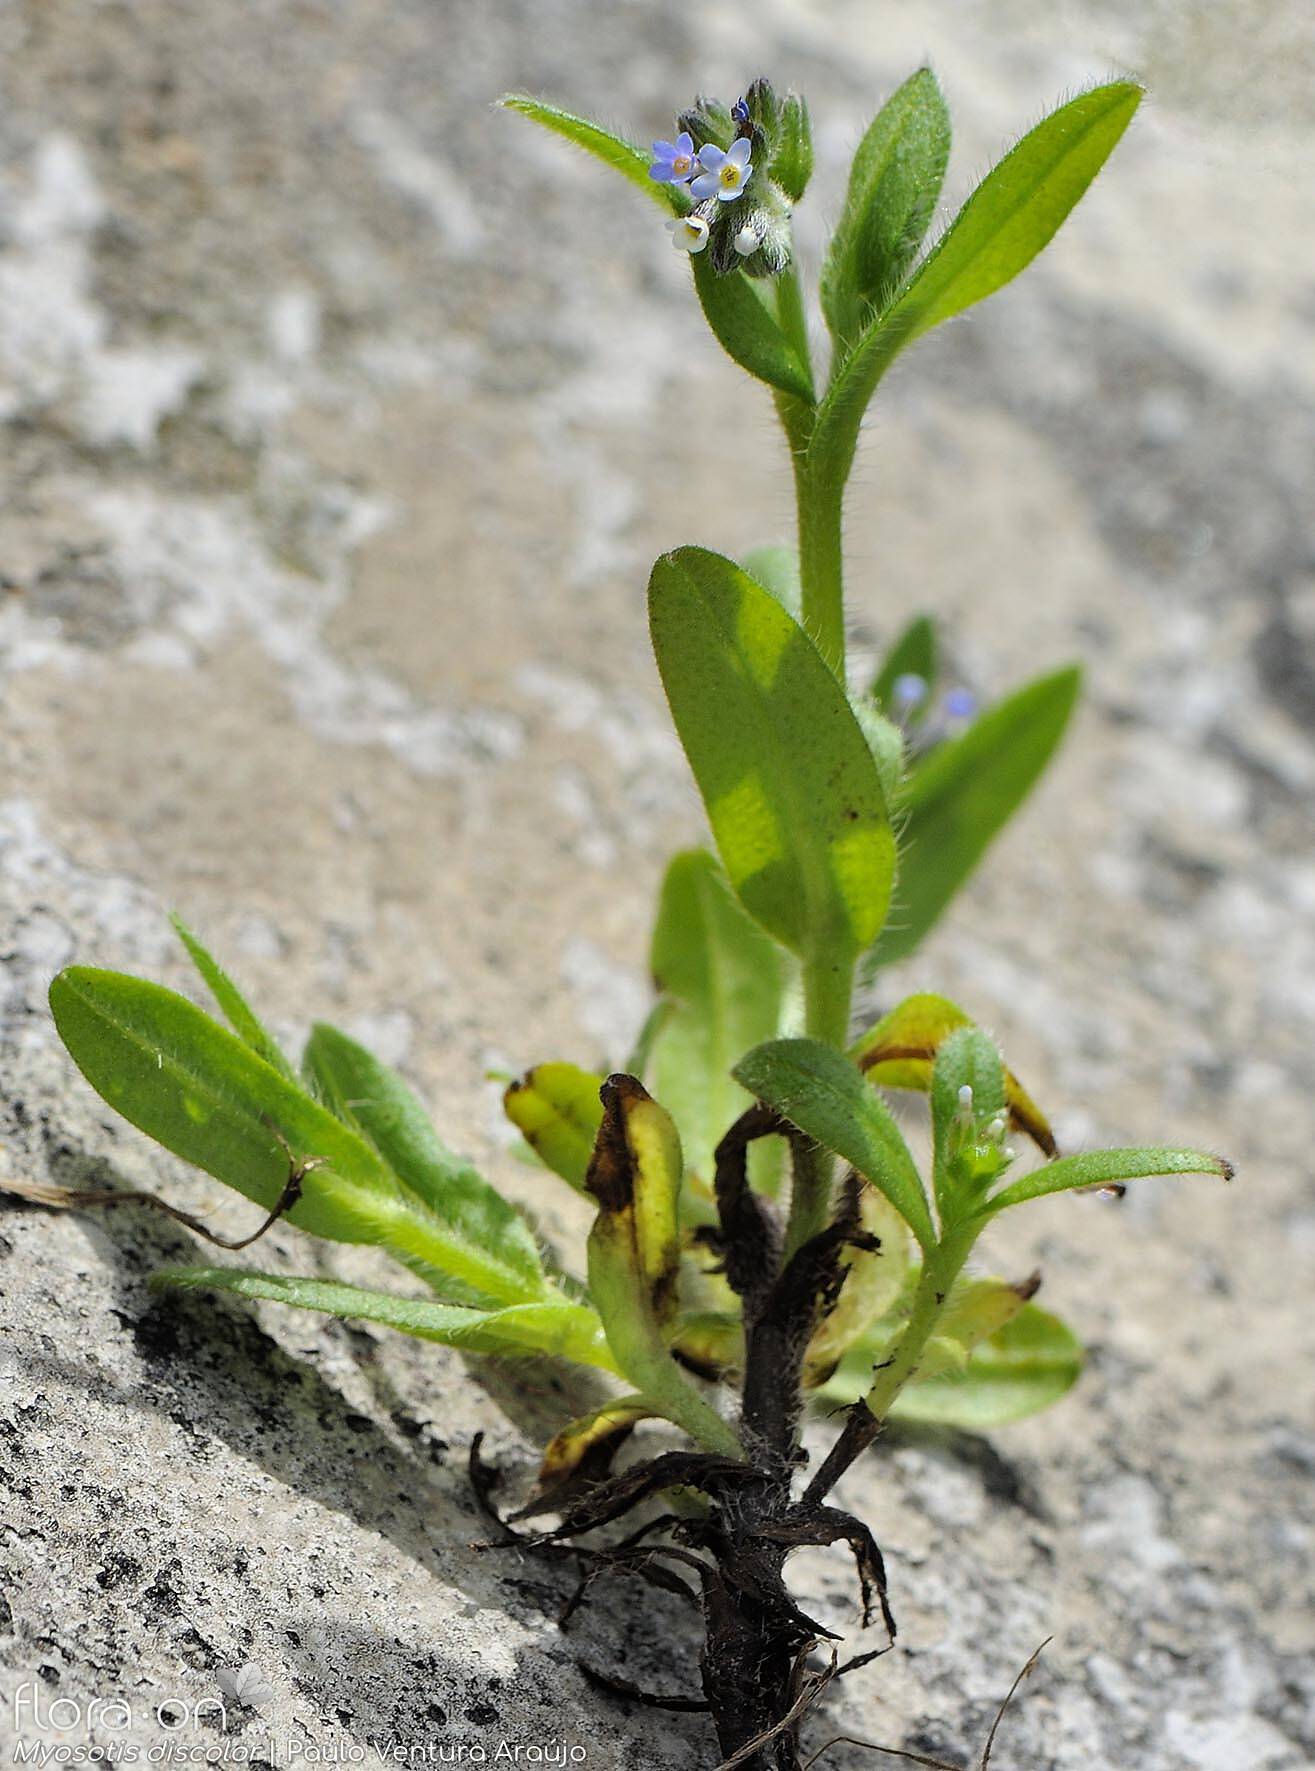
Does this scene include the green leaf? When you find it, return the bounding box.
[500,94,685,214]
[502,1062,604,1192]
[984,1146,1232,1216]
[50,968,549,1306]
[812,82,1143,488]
[929,1026,1008,1221]
[870,615,937,720]
[741,544,802,621]
[887,81,1142,344]
[691,256,814,403]
[648,850,784,1188]
[820,68,951,353]
[303,1022,545,1293]
[733,1038,935,1252]
[771,92,813,201]
[155,1266,618,1371]
[170,915,296,1083]
[649,547,896,968]
[583,1075,741,1456]
[890,1302,1082,1426]
[869,665,1081,967]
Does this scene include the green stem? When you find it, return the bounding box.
[794,456,846,675]
[803,1235,974,1504]
[781,951,855,1259]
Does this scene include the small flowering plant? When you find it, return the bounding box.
[11,65,1232,1770]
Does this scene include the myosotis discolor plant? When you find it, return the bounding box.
[12,64,1232,1769]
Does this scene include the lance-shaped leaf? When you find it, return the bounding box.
[303,1021,546,1295]
[869,666,1081,968]
[500,95,686,214]
[852,992,1056,1157]
[584,1074,741,1456]
[733,1038,935,1252]
[870,615,938,722]
[50,968,548,1306]
[803,1185,911,1385]
[691,257,814,404]
[983,1146,1233,1217]
[647,850,784,1189]
[650,546,896,967]
[811,83,1142,489]
[154,1266,618,1371]
[503,1062,604,1191]
[820,68,951,353]
[770,91,813,200]
[171,915,296,1084]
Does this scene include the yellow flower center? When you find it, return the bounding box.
[672,154,691,176]
[721,164,742,189]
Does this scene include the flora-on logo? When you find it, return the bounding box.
[215,1664,276,1710]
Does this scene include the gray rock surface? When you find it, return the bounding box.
[1,2,1312,1765]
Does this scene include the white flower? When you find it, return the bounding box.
[665,213,710,254]
[691,138,753,202]
[733,223,760,257]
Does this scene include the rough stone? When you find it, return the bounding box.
[1,2,1311,1766]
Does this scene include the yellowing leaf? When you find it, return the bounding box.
[851,991,1057,1156]
[583,1075,741,1457]
[503,1062,604,1191]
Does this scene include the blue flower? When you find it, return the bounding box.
[649,132,697,185]
[892,672,928,715]
[691,138,753,202]
[943,688,977,722]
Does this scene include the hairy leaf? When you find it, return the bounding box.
[771,92,813,200]
[154,1266,617,1370]
[734,1038,935,1251]
[650,546,895,967]
[171,915,296,1083]
[821,68,951,352]
[304,1021,545,1292]
[984,1146,1233,1216]
[691,256,814,403]
[869,666,1081,967]
[500,95,685,213]
[50,968,547,1305]
[812,83,1142,488]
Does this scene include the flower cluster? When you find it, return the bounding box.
[649,79,809,278]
